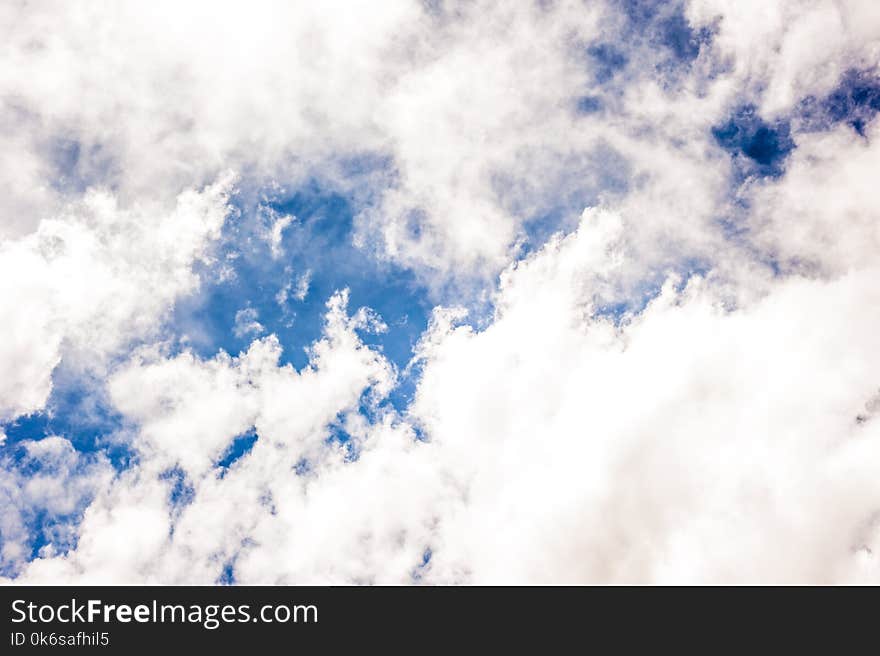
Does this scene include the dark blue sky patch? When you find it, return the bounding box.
[170,178,432,388]
[408,420,428,443]
[656,8,712,63]
[824,70,880,135]
[214,537,258,585]
[798,69,880,137]
[321,392,410,462]
[160,465,195,521]
[572,1,714,107]
[386,359,423,413]
[324,412,361,463]
[215,427,258,475]
[619,0,713,65]
[0,440,107,576]
[217,560,236,585]
[575,95,603,114]
[173,165,442,462]
[19,508,89,570]
[24,511,64,563]
[712,105,794,178]
[619,0,661,24]
[212,540,258,585]
[1,413,50,449]
[0,363,134,471]
[0,363,134,577]
[586,43,629,84]
[411,546,432,582]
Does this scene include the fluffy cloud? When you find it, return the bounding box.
[0,0,800,282]
[411,209,880,583]
[2,0,875,290]
[748,119,880,275]
[15,292,423,583]
[0,175,233,420]
[13,202,880,584]
[688,0,880,116]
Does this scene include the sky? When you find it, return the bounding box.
[1,0,880,584]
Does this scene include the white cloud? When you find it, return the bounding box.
[15,291,414,583]
[233,308,265,339]
[687,0,880,117]
[0,174,234,420]
[276,270,312,311]
[2,0,874,293]
[0,0,753,284]
[748,120,880,276]
[14,202,880,584]
[293,270,312,302]
[263,209,295,259]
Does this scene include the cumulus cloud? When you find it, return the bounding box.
[748,119,880,275]
[15,292,412,583]
[0,0,743,282]
[14,206,880,584]
[2,0,875,291]
[688,0,880,116]
[0,174,234,419]
[410,209,880,583]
